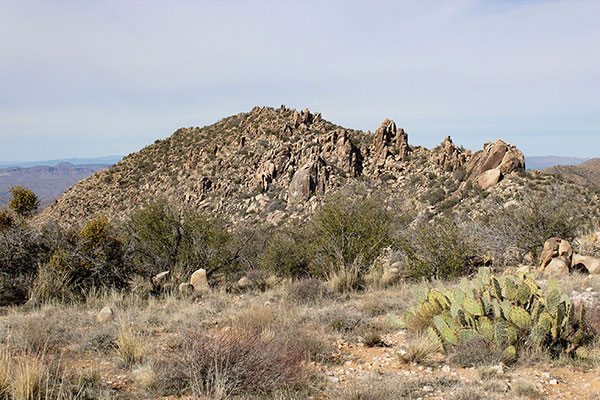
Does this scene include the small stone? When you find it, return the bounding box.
[96,306,114,323]
[151,271,171,288]
[190,268,210,293]
[549,379,558,385]
[237,277,251,289]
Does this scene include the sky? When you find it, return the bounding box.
[1,0,599,161]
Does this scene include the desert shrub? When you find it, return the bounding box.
[286,278,334,304]
[362,332,385,347]
[471,184,595,264]
[327,310,365,336]
[36,222,129,299]
[404,268,597,364]
[124,199,235,277]
[155,328,307,398]
[8,186,39,217]
[79,214,110,249]
[420,187,445,205]
[0,209,14,231]
[30,256,73,304]
[260,228,313,277]
[124,199,184,274]
[0,275,29,307]
[447,336,504,367]
[400,217,477,280]
[0,225,45,306]
[310,194,396,277]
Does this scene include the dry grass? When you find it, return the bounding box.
[285,278,335,305]
[133,363,157,392]
[4,310,79,356]
[447,337,504,367]
[0,349,9,396]
[511,379,543,399]
[116,322,151,366]
[155,328,308,398]
[328,263,361,292]
[230,303,279,334]
[10,355,48,400]
[402,333,441,364]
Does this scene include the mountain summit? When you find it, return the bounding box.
[38,106,526,227]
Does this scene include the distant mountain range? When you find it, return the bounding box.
[0,155,123,169]
[540,159,600,190]
[0,161,117,210]
[525,156,589,171]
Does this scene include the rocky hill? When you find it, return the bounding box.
[541,158,600,190]
[0,162,111,210]
[36,106,547,228]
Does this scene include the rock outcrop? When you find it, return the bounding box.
[467,140,525,188]
[436,136,467,172]
[572,254,600,274]
[371,119,410,165]
[539,237,600,276]
[288,157,329,203]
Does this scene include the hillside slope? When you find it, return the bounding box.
[541,159,600,190]
[36,106,550,228]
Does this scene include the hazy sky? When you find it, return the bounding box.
[1,0,599,161]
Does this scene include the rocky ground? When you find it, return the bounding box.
[2,272,600,399]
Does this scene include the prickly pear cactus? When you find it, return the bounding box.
[403,267,596,362]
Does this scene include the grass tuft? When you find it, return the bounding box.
[116,322,151,366]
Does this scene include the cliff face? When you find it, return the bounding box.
[37,106,528,228]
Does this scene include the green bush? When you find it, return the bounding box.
[0,225,44,305]
[8,186,39,217]
[260,228,312,277]
[403,268,596,363]
[400,217,476,280]
[309,194,396,277]
[124,199,235,277]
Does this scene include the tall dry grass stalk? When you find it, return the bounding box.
[116,322,151,366]
[10,355,48,400]
[328,262,361,292]
[0,349,9,396]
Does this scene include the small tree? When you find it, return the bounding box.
[400,217,476,280]
[124,199,235,276]
[8,186,40,217]
[310,193,396,276]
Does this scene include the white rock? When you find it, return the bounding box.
[96,306,114,323]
